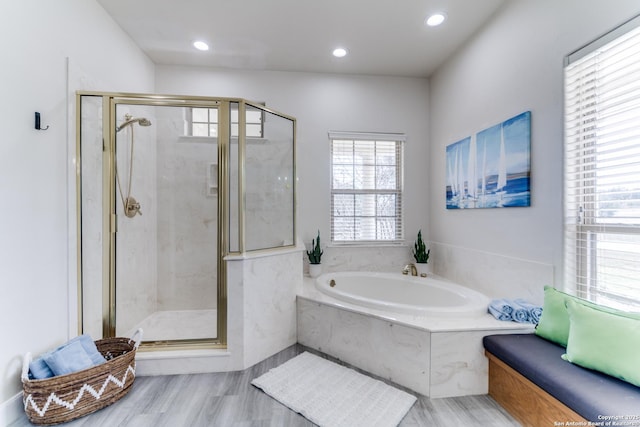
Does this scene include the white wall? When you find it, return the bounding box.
[0,0,154,417]
[429,0,640,292]
[156,66,430,270]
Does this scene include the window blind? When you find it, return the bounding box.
[564,15,640,309]
[329,133,404,243]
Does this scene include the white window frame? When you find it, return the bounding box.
[189,106,218,137]
[188,105,264,137]
[329,131,404,245]
[563,14,640,309]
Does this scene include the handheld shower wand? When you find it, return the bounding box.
[115,114,152,218]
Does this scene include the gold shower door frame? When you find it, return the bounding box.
[77,91,297,352]
[77,92,232,351]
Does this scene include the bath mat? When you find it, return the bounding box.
[251,352,416,427]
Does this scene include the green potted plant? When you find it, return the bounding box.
[307,230,323,277]
[412,229,430,277]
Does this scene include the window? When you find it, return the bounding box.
[189,106,264,137]
[330,132,404,243]
[564,15,640,309]
[191,107,219,137]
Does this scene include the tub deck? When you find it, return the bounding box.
[297,276,533,398]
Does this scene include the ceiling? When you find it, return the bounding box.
[97,0,506,78]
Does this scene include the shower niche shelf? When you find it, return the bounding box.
[207,162,218,197]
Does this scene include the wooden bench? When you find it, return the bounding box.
[483,334,640,426]
[485,350,585,426]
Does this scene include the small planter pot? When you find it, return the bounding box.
[416,263,429,277]
[308,263,322,278]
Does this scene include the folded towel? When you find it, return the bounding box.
[510,301,530,323]
[28,334,106,379]
[530,307,543,323]
[515,299,543,324]
[488,299,514,321]
[488,298,543,324]
[29,356,55,380]
[68,334,106,366]
[43,340,94,376]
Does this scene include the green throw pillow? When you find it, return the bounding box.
[535,286,640,347]
[535,286,572,346]
[562,300,640,388]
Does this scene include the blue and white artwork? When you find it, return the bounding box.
[446,111,531,209]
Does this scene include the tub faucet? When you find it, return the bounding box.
[402,263,418,276]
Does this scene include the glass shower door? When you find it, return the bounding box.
[113,102,219,343]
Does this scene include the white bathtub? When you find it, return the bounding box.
[315,271,490,317]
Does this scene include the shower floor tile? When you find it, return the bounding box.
[129,309,217,341]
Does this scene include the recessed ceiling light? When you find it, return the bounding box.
[425,13,446,27]
[193,41,209,51]
[332,47,348,58]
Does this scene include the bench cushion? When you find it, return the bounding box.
[483,333,640,421]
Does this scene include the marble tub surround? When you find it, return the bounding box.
[429,241,554,306]
[317,245,414,275]
[299,276,529,332]
[297,277,533,398]
[298,298,431,395]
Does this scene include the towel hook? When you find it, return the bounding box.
[35,112,49,130]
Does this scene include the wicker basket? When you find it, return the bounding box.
[21,329,142,426]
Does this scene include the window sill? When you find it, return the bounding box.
[328,242,409,248]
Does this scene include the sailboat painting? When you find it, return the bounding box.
[446,111,531,209]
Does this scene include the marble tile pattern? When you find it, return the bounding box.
[136,250,302,376]
[241,250,302,368]
[429,329,524,398]
[156,107,217,312]
[297,277,533,398]
[317,245,415,275]
[115,105,159,335]
[297,298,431,396]
[429,241,554,306]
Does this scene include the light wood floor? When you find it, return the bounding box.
[11,345,521,426]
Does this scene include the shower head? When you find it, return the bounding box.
[116,115,152,132]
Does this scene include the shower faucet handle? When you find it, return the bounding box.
[124,197,142,218]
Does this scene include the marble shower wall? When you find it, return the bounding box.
[115,104,158,334]
[137,248,303,376]
[239,250,301,368]
[156,107,217,311]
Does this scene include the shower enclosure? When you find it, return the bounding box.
[77,92,296,350]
